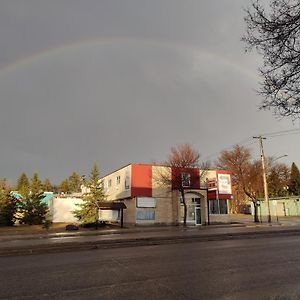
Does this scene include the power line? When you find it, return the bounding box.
[202,136,253,162]
[261,128,300,138]
[202,127,300,162]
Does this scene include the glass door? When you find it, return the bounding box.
[195,207,201,225]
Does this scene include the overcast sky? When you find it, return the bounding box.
[0,0,299,185]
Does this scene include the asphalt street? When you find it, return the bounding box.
[1,234,300,299]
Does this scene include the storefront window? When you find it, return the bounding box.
[209,200,219,214]
[209,199,228,214]
[219,200,228,214]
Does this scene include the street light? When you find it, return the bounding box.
[273,154,288,162]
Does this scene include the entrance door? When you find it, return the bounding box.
[195,207,201,225]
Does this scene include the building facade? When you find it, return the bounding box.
[101,164,233,226]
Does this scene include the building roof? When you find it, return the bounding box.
[97,202,127,210]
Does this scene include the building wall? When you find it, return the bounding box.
[103,165,131,201]
[123,198,136,225]
[132,164,152,197]
[50,196,83,223]
[152,165,174,224]
[252,197,300,217]
[210,214,231,223]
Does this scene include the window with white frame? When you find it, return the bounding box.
[116,176,121,185]
[136,197,156,208]
[136,209,155,221]
[181,173,191,187]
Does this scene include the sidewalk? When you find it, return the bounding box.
[1,217,300,257]
[2,214,296,242]
[230,213,300,227]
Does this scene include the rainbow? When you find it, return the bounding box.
[0,37,259,81]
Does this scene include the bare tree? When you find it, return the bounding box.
[217,145,263,222]
[217,145,290,222]
[167,144,200,168]
[243,0,300,118]
[156,143,201,226]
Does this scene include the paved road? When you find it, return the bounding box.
[1,234,300,299]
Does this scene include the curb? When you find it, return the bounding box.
[0,223,247,242]
[1,227,300,257]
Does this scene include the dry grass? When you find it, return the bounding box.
[0,223,81,235]
[0,223,121,236]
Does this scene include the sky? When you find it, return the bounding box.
[0,0,299,185]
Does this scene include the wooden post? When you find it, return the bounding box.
[120,208,124,228]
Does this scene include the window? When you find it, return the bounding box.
[116,176,121,185]
[136,209,155,221]
[209,200,219,214]
[125,175,130,190]
[181,173,191,187]
[108,179,112,187]
[192,198,200,205]
[209,199,228,214]
[136,197,156,208]
[219,199,228,214]
[100,180,105,188]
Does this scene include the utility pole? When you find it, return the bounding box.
[253,136,271,223]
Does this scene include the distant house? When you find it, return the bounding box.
[252,196,300,218]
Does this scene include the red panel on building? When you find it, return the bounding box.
[171,167,200,190]
[208,190,232,200]
[131,164,152,197]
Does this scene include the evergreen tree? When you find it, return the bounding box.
[30,172,43,195]
[0,178,10,191]
[16,173,30,197]
[288,163,300,196]
[0,188,18,226]
[68,172,81,193]
[59,179,70,194]
[19,172,48,225]
[74,163,106,226]
[43,178,53,192]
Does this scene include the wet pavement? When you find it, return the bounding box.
[2,214,300,256]
[2,234,300,299]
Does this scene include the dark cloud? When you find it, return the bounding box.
[0,0,296,184]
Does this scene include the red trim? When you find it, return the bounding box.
[131,164,152,197]
[216,170,232,175]
[208,190,231,200]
